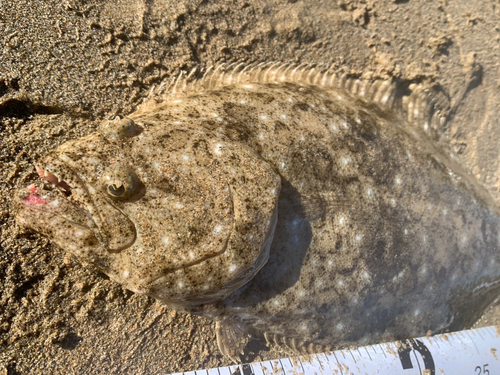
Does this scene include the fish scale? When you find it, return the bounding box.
[14,62,500,362]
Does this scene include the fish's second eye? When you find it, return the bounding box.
[108,114,123,121]
[101,165,141,200]
[100,115,140,140]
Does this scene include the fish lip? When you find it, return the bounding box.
[20,157,99,234]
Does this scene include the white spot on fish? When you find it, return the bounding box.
[123,270,130,278]
[260,114,268,121]
[341,157,351,166]
[178,281,184,288]
[229,264,238,273]
[336,322,344,331]
[162,236,170,245]
[213,225,223,234]
[281,114,287,120]
[182,155,190,162]
[87,157,101,165]
[214,143,224,155]
[355,234,362,242]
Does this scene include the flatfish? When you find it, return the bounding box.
[14,62,500,360]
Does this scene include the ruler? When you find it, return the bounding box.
[172,327,500,375]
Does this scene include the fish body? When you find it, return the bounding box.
[15,64,500,358]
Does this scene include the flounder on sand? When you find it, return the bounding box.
[14,62,500,360]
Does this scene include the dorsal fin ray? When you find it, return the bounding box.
[137,61,451,142]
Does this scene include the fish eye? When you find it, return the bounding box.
[107,183,126,197]
[100,115,140,140]
[108,114,123,121]
[101,166,141,200]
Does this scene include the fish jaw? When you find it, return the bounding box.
[14,185,106,263]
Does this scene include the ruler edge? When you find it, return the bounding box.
[170,326,500,375]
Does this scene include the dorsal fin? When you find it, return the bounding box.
[137,61,451,142]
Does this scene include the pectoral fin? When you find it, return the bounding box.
[300,191,350,220]
[215,319,249,363]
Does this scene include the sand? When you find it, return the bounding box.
[1,0,500,373]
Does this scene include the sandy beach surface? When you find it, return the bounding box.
[1,0,500,373]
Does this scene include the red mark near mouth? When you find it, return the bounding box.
[24,184,48,205]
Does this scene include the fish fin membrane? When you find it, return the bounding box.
[139,61,450,141]
[263,331,331,356]
[299,191,350,221]
[215,319,249,363]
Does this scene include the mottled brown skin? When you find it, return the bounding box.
[15,82,500,358]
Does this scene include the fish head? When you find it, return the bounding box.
[15,115,281,308]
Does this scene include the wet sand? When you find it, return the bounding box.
[1,0,500,373]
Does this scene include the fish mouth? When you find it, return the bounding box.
[16,160,99,243]
[30,164,92,215]
[35,165,73,197]
[16,156,136,252]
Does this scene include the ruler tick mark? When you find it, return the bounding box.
[378,344,387,358]
[348,349,356,363]
[465,330,480,355]
[332,352,344,375]
[364,347,372,361]
[278,360,285,375]
[476,329,484,340]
